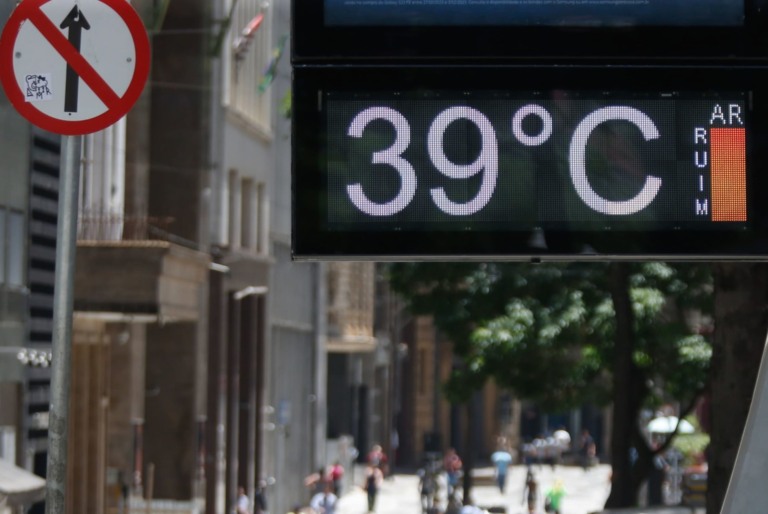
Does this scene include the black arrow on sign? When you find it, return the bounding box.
[60,6,90,113]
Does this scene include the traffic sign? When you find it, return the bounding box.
[0,0,150,135]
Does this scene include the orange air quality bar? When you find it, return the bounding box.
[711,127,747,222]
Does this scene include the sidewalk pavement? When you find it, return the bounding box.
[335,463,613,514]
[599,509,703,514]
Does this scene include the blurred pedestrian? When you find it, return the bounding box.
[254,480,268,514]
[443,448,463,497]
[236,486,251,514]
[309,482,338,514]
[579,429,596,470]
[304,467,329,497]
[418,459,438,513]
[367,444,387,466]
[329,461,344,496]
[491,440,513,493]
[367,444,389,476]
[362,464,384,513]
[544,479,566,514]
[522,470,539,514]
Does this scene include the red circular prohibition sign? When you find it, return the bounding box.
[0,0,150,135]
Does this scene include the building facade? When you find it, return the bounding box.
[0,3,383,514]
[63,1,324,513]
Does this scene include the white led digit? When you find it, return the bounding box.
[512,104,553,146]
[427,106,499,216]
[569,106,662,216]
[347,107,417,216]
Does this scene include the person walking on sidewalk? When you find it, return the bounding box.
[443,448,463,498]
[254,480,268,514]
[309,482,338,514]
[329,461,345,497]
[491,440,513,494]
[544,479,566,514]
[418,459,439,513]
[367,444,389,476]
[363,463,384,513]
[236,486,251,514]
[305,467,330,498]
[579,429,596,470]
[522,470,540,514]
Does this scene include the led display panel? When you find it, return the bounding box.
[292,0,768,61]
[292,66,768,260]
[325,0,743,27]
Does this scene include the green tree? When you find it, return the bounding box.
[388,261,712,507]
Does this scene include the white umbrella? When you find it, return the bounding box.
[647,415,695,434]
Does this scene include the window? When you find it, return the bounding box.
[228,170,240,249]
[0,208,24,287]
[255,182,266,254]
[7,211,23,286]
[241,178,253,249]
[225,0,273,133]
[226,171,266,254]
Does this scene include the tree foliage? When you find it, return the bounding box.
[389,262,710,406]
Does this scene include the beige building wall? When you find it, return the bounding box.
[401,316,521,464]
[105,323,146,507]
[327,262,376,351]
[412,317,437,457]
[68,317,110,514]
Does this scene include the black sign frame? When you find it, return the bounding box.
[292,65,768,261]
[292,0,768,63]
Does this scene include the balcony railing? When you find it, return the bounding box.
[77,214,200,251]
[77,214,174,242]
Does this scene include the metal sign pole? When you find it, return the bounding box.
[721,330,768,513]
[45,135,82,514]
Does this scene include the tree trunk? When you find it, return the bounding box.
[462,399,475,507]
[605,263,644,508]
[708,264,768,513]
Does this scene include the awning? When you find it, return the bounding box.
[0,460,45,506]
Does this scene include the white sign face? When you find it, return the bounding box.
[0,0,150,135]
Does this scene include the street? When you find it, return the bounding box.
[335,464,613,514]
